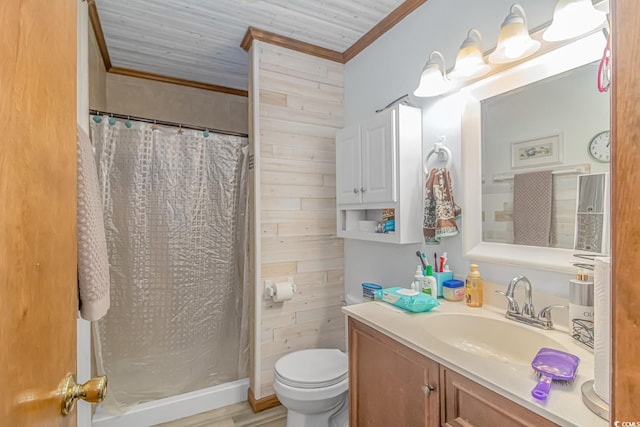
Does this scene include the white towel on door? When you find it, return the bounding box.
[77,125,110,321]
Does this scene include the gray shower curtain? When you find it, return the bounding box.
[90,119,249,413]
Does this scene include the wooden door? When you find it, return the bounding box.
[0,0,78,425]
[349,318,440,427]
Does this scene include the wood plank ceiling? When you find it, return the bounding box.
[94,0,411,92]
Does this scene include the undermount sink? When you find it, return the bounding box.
[422,313,567,365]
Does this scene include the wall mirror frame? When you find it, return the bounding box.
[461,30,608,273]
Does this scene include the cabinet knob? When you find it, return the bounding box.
[422,385,435,395]
[353,188,359,194]
[360,187,366,193]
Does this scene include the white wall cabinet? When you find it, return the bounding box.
[336,104,422,244]
[337,109,396,205]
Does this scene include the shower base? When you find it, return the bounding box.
[92,378,249,427]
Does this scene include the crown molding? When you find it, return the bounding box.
[240,27,345,62]
[108,67,249,97]
[87,0,111,70]
[343,0,427,62]
[241,0,427,63]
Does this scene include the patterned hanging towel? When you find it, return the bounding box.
[513,170,553,247]
[423,168,462,244]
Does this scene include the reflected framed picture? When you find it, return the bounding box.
[511,134,563,169]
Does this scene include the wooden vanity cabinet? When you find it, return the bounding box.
[349,318,440,427]
[348,318,559,427]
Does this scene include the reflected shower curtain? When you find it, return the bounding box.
[90,120,249,413]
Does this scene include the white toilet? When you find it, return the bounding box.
[273,348,349,427]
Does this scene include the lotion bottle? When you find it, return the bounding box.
[569,272,594,341]
[413,265,423,292]
[465,264,483,307]
[422,265,438,297]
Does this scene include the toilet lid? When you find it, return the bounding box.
[274,349,348,389]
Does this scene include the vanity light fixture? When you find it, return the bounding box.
[449,29,491,81]
[488,4,540,64]
[413,51,451,97]
[543,0,607,42]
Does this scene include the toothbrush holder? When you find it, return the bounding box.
[433,271,453,298]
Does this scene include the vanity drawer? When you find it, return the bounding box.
[441,367,558,427]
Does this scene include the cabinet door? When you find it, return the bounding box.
[336,124,362,205]
[441,368,558,427]
[349,319,440,427]
[361,108,396,203]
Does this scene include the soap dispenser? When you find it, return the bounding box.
[465,264,483,307]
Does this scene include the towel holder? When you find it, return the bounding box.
[424,142,452,174]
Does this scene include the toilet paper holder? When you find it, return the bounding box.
[264,277,296,301]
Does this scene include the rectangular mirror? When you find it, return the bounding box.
[461,31,610,273]
[481,61,610,250]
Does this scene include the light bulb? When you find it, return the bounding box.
[413,51,451,97]
[450,29,490,81]
[544,0,606,41]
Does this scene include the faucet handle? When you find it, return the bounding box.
[495,290,520,314]
[538,305,568,321]
[522,302,536,318]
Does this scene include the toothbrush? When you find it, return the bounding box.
[439,252,447,273]
[434,253,438,273]
[422,252,430,266]
[416,251,426,271]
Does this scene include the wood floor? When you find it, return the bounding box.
[153,402,287,427]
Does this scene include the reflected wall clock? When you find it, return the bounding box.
[588,130,610,163]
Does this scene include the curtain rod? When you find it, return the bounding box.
[492,164,591,182]
[88,109,248,138]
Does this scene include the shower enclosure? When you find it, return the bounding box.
[89,118,249,424]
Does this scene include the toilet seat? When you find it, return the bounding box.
[274,348,348,389]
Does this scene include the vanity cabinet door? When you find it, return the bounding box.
[349,318,440,427]
[441,368,558,427]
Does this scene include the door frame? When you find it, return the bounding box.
[77,0,93,425]
[611,0,640,421]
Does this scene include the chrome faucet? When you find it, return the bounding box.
[506,275,535,316]
[496,275,567,330]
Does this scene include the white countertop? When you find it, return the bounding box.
[343,299,606,427]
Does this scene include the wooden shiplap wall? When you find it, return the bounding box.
[250,42,345,399]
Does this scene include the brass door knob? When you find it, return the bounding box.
[61,374,108,415]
